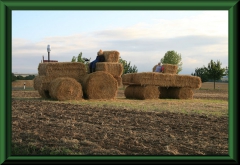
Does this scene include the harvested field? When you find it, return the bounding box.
[11,81,229,155]
[12,99,228,155]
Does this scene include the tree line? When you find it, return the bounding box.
[12,73,35,82]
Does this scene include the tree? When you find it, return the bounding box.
[160,50,183,74]
[25,75,35,80]
[194,67,209,83]
[71,56,77,62]
[119,57,138,75]
[204,60,225,89]
[71,52,91,72]
[224,66,228,77]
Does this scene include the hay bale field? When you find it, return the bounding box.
[124,85,160,100]
[96,62,123,77]
[103,51,120,62]
[49,77,83,101]
[122,72,201,88]
[159,87,193,99]
[38,62,87,79]
[81,71,118,99]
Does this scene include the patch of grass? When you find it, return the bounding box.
[60,98,228,117]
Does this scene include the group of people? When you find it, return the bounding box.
[155,62,164,73]
[89,49,105,73]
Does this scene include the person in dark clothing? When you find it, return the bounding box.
[89,49,105,73]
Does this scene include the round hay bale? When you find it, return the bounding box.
[124,85,160,100]
[38,85,51,99]
[33,76,42,90]
[159,87,193,99]
[82,71,118,99]
[49,77,83,101]
[114,76,122,86]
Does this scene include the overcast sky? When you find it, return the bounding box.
[12,10,228,75]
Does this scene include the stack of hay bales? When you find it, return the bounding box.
[122,65,201,99]
[34,62,87,100]
[96,50,123,86]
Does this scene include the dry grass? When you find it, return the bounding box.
[12,80,34,87]
[199,82,228,91]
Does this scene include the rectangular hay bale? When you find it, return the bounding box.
[38,62,87,79]
[96,62,123,77]
[122,72,201,89]
[103,51,120,62]
[162,64,178,74]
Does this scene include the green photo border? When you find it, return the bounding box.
[0,0,238,164]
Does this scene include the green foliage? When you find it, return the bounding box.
[71,52,91,64]
[71,56,76,62]
[204,60,225,89]
[25,75,35,80]
[12,73,36,81]
[194,60,226,89]
[192,67,209,83]
[119,57,138,75]
[160,50,183,74]
[71,52,91,72]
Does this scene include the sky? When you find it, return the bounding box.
[12,10,228,75]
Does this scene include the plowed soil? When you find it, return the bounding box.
[12,87,228,155]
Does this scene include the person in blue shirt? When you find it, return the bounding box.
[89,49,105,73]
[155,63,162,72]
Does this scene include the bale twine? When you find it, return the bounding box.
[81,71,118,99]
[159,87,193,99]
[33,76,42,90]
[38,62,87,80]
[124,85,160,100]
[96,62,123,77]
[162,64,178,74]
[49,77,83,101]
[103,51,120,62]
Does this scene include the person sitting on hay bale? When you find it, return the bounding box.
[155,62,163,73]
[89,49,105,73]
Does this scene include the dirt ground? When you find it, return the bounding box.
[11,88,228,155]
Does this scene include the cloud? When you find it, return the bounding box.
[12,11,228,74]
